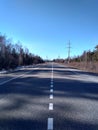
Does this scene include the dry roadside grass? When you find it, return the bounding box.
[68,62,98,73]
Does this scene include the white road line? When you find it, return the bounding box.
[0,68,39,85]
[51,79,53,81]
[50,89,53,93]
[51,76,53,79]
[52,66,53,71]
[47,118,53,130]
[51,81,53,84]
[0,77,20,85]
[51,85,53,88]
[50,94,53,99]
[49,103,53,110]
[0,73,30,85]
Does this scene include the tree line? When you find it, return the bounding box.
[53,45,98,63]
[70,45,98,63]
[0,34,44,70]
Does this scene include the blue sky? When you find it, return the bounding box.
[0,0,98,59]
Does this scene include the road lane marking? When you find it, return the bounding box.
[50,94,53,99]
[51,85,53,88]
[47,63,54,129]
[47,118,53,130]
[0,71,31,85]
[49,103,53,110]
[0,67,39,85]
[52,66,53,71]
[0,76,21,85]
[51,81,53,85]
[50,89,53,93]
[51,76,53,79]
[51,79,53,82]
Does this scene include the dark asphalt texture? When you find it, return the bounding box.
[0,63,98,130]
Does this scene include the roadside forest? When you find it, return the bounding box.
[53,45,98,73]
[0,34,44,70]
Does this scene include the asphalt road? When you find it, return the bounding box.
[0,63,98,130]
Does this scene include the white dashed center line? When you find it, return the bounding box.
[51,85,53,88]
[50,89,53,93]
[49,103,53,110]
[50,94,53,99]
[47,63,54,130]
[51,80,53,83]
[51,80,53,82]
[51,77,53,79]
[47,118,53,130]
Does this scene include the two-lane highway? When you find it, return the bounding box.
[0,63,98,130]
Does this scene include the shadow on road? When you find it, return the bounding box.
[0,64,98,130]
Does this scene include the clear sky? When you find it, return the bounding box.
[0,0,98,60]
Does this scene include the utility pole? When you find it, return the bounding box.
[67,41,71,63]
[46,56,48,62]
